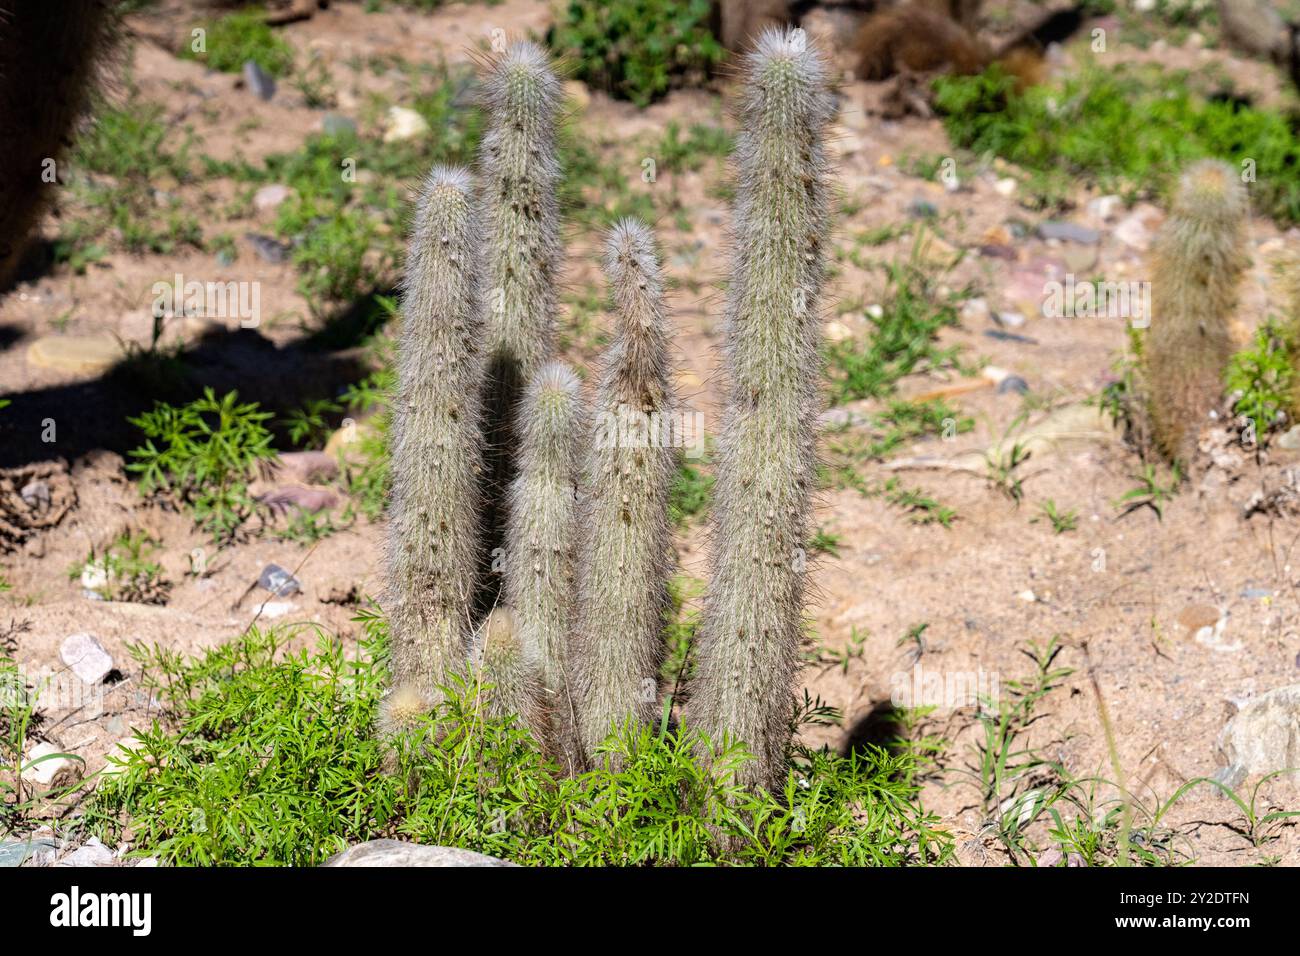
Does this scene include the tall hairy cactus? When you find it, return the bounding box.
[572,219,679,763]
[688,29,835,793]
[505,362,584,771]
[476,41,564,607]
[0,1,118,287]
[1144,158,1249,464]
[382,166,485,732]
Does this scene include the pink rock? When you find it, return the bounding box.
[258,485,338,515]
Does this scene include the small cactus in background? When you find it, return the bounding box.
[572,219,679,763]
[1144,158,1250,464]
[476,41,565,609]
[504,362,585,772]
[687,28,836,794]
[474,606,546,736]
[382,166,485,728]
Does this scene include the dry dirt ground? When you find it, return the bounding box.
[2,0,1299,865]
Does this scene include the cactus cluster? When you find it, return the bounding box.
[1143,159,1250,465]
[382,29,834,792]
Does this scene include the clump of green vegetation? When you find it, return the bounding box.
[825,245,968,405]
[180,8,294,77]
[1114,464,1181,520]
[87,621,951,866]
[1033,500,1078,534]
[56,96,202,271]
[68,531,170,604]
[934,63,1300,223]
[548,0,724,107]
[128,388,277,542]
[669,445,714,526]
[1226,320,1293,441]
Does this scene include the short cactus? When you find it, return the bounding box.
[572,219,679,763]
[474,606,546,736]
[687,28,836,794]
[1144,158,1250,464]
[383,165,485,719]
[504,362,584,772]
[476,41,565,608]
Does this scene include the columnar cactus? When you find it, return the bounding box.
[687,29,835,794]
[476,41,564,606]
[0,1,117,287]
[572,219,679,763]
[381,166,485,733]
[504,362,584,772]
[1144,158,1250,464]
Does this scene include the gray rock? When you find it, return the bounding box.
[0,838,58,868]
[1037,221,1100,244]
[60,633,112,684]
[906,198,938,220]
[997,375,1031,395]
[258,563,301,597]
[1216,683,1300,788]
[20,480,50,508]
[322,839,516,867]
[57,837,115,868]
[245,233,292,264]
[984,330,1038,346]
[321,113,357,137]
[242,60,276,101]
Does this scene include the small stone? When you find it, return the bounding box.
[0,838,59,868]
[255,601,296,619]
[258,485,338,514]
[1087,194,1123,221]
[994,311,1026,329]
[19,480,50,508]
[60,633,113,685]
[1277,425,1300,450]
[320,113,357,137]
[258,563,301,597]
[382,106,431,144]
[245,233,292,264]
[1114,211,1156,250]
[253,184,292,211]
[984,329,1037,345]
[1241,587,1272,599]
[997,375,1030,395]
[866,303,884,320]
[1017,590,1037,603]
[21,742,81,788]
[993,178,1017,197]
[960,298,990,324]
[323,839,516,867]
[1038,221,1100,244]
[906,198,938,219]
[57,837,115,868]
[1216,684,1300,787]
[242,60,277,101]
[26,335,121,374]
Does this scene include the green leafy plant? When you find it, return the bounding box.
[180,8,294,77]
[1033,500,1078,534]
[86,622,952,867]
[934,62,1300,223]
[1226,320,1293,440]
[1114,464,1181,520]
[548,0,724,107]
[127,388,277,541]
[68,531,170,604]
